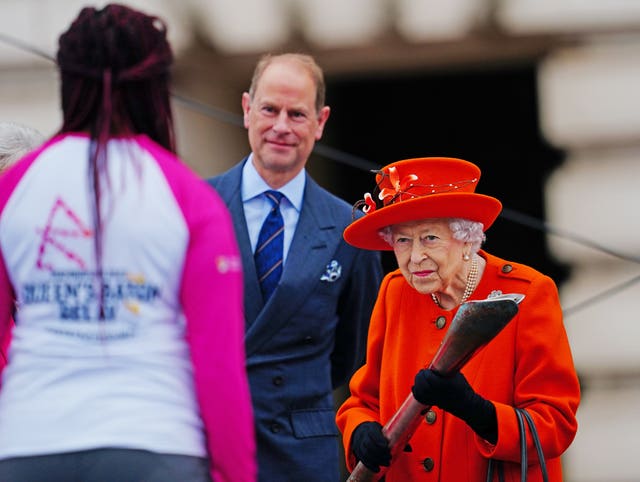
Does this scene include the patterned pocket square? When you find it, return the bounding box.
[320,260,342,282]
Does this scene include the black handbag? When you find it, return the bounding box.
[486,408,549,482]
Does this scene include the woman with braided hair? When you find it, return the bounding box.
[0,4,255,482]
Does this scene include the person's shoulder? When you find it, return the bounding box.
[377,268,410,294]
[385,268,405,283]
[305,176,354,221]
[141,140,200,183]
[207,167,231,187]
[483,251,553,284]
[207,159,245,183]
[136,136,223,207]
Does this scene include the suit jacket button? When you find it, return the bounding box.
[422,457,435,472]
[303,336,313,344]
[435,316,446,329]
[273,376,284,386]
[270,423,281,433]
[424,410,437,424]
[501,264,513,273]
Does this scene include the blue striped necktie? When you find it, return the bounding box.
[255,190,285,302]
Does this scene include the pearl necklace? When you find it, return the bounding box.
[431,255,479,308]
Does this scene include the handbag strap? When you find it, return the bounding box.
[486,408,549,482]
[517,408,549,482]
[515,408,527,481]
[485,458,505,482]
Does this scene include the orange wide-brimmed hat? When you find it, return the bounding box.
[344,157,502,251]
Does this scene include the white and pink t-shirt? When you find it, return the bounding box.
[0,133,256,482]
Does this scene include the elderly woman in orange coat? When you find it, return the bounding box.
[336,157,580,481]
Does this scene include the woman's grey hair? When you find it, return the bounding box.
[379,218,486,253]
[0,122,45,172]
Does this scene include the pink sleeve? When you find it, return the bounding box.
[0,143,45,380]
[182,192,257,482]
[146,138,256,482]
[0,254,12,376]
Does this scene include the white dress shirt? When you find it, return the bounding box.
[241,154,305,266]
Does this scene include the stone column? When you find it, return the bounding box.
[498,2,640,480]
[539,40,640,482]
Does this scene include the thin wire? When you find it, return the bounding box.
[1,32,637,318]
[499,208,640,317]
[311,143,380,172]
[562,274,640,318]
[171,92,245,128]
[0,32,54,62]
[501,208,640,264]
[170,92,381,172]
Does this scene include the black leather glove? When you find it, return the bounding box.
[412,369,497,444]
[351,421,391,473]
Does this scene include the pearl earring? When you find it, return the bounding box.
[463,254,470,261]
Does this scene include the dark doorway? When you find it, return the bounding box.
[314,62,569,285]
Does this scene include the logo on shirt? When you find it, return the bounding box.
[22,197,161,340]
[21,271,161,340]
[36,197,93,272]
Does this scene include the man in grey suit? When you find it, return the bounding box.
[208,53,383,482]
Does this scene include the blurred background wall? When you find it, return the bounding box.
[2,1,640,480]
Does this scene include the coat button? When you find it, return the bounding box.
[425,410,437,424]
[270,422,281,433]
[422,457,435,472]
[435,316,446,329]
[501,264,513,273]
[273,376,284,386]
[303,336,313,344]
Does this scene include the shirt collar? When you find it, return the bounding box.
[241,153,305,211]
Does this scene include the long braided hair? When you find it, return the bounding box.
[56,3,175,319]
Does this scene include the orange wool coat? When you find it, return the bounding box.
[336,250,580,482]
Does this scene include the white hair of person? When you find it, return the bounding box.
[0,122,45,172]
[378,218,486,253]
